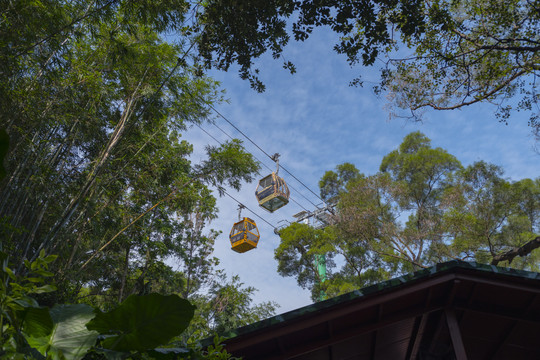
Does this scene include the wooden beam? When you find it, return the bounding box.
[406,287,433,360]
[406,314,427,360]
[428,280,460,354]
[453,303,540,325]
[455,274,540,294]
[445,308,468,360]
[370,304,383,360]
[263,305,443,360]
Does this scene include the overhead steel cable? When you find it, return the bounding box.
[202,103,328,208]
[173,44,328,211]
[195,121,312,212]
[194,122,222,144]
[275,164,327,207]
[224,191,277,229]
[205,103,276,161]
[195,101,326,209]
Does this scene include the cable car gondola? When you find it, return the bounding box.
[255,153,290,213]
[229,205,260,253]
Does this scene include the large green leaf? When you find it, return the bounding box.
[86,293,195,352]
[147,347,191,359]
[27,304,98,360]
[23,306,53,338]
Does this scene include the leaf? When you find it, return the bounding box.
[13,296,39,308]
[31,284,57,294]
[89,347,128,360]
[27,304,98,360]
[23,306,53,338]
[86,293,195,351]
[147,347,192,359]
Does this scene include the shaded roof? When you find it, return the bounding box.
[219,261,540,359]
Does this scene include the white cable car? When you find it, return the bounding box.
[255,153,290,213]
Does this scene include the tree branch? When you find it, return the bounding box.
[412,69,528,111]
[491,236,540,266]
[479,44,540,52]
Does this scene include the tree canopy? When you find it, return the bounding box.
[275,132,540,301]
[0,0,276,345]
[194,0,540,135]
[5,1,537,134]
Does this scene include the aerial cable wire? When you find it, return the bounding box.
[172,34,329,211]
[205,102,276,162]
[274,164,327,207]
[194,122,222,145]
[194,122,312,212]
[207,121,317,211]
[202,102,328,208]
[190,96,326,209]
[223,191,277,229]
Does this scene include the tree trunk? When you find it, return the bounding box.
[118,244,130,303]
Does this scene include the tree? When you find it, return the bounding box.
[194,0,540,135]
[275,132,540,300]
[378,131,462,267]
[319,162,361,203]
[442,162,540,269]
[0,0,268,315]
[184,274,278,341]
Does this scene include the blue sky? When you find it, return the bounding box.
[184,27,539,314]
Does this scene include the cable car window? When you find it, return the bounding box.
[256,187,274,201]
[257,176,274,190]
[264,177,274,187]
[246,232,258,242]
[231,233,243,243]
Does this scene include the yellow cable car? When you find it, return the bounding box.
[229,205,260,253]
[255,153,290,213]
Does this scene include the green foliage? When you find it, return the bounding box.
[185,274,277,341]
[319,162,361,202]
[0,129,8,180]
[0,253,231,359]
[276,132,540,301]
[194,0,539,132]
[199,336,241,360]
[276,223,333,285]
[0,0,263,315]
[87,294,195,352]
[196,139,261,193]
[194,0,295,92]
[0,250,57,358]
[2,2,272,358]
[26,304,98,360]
